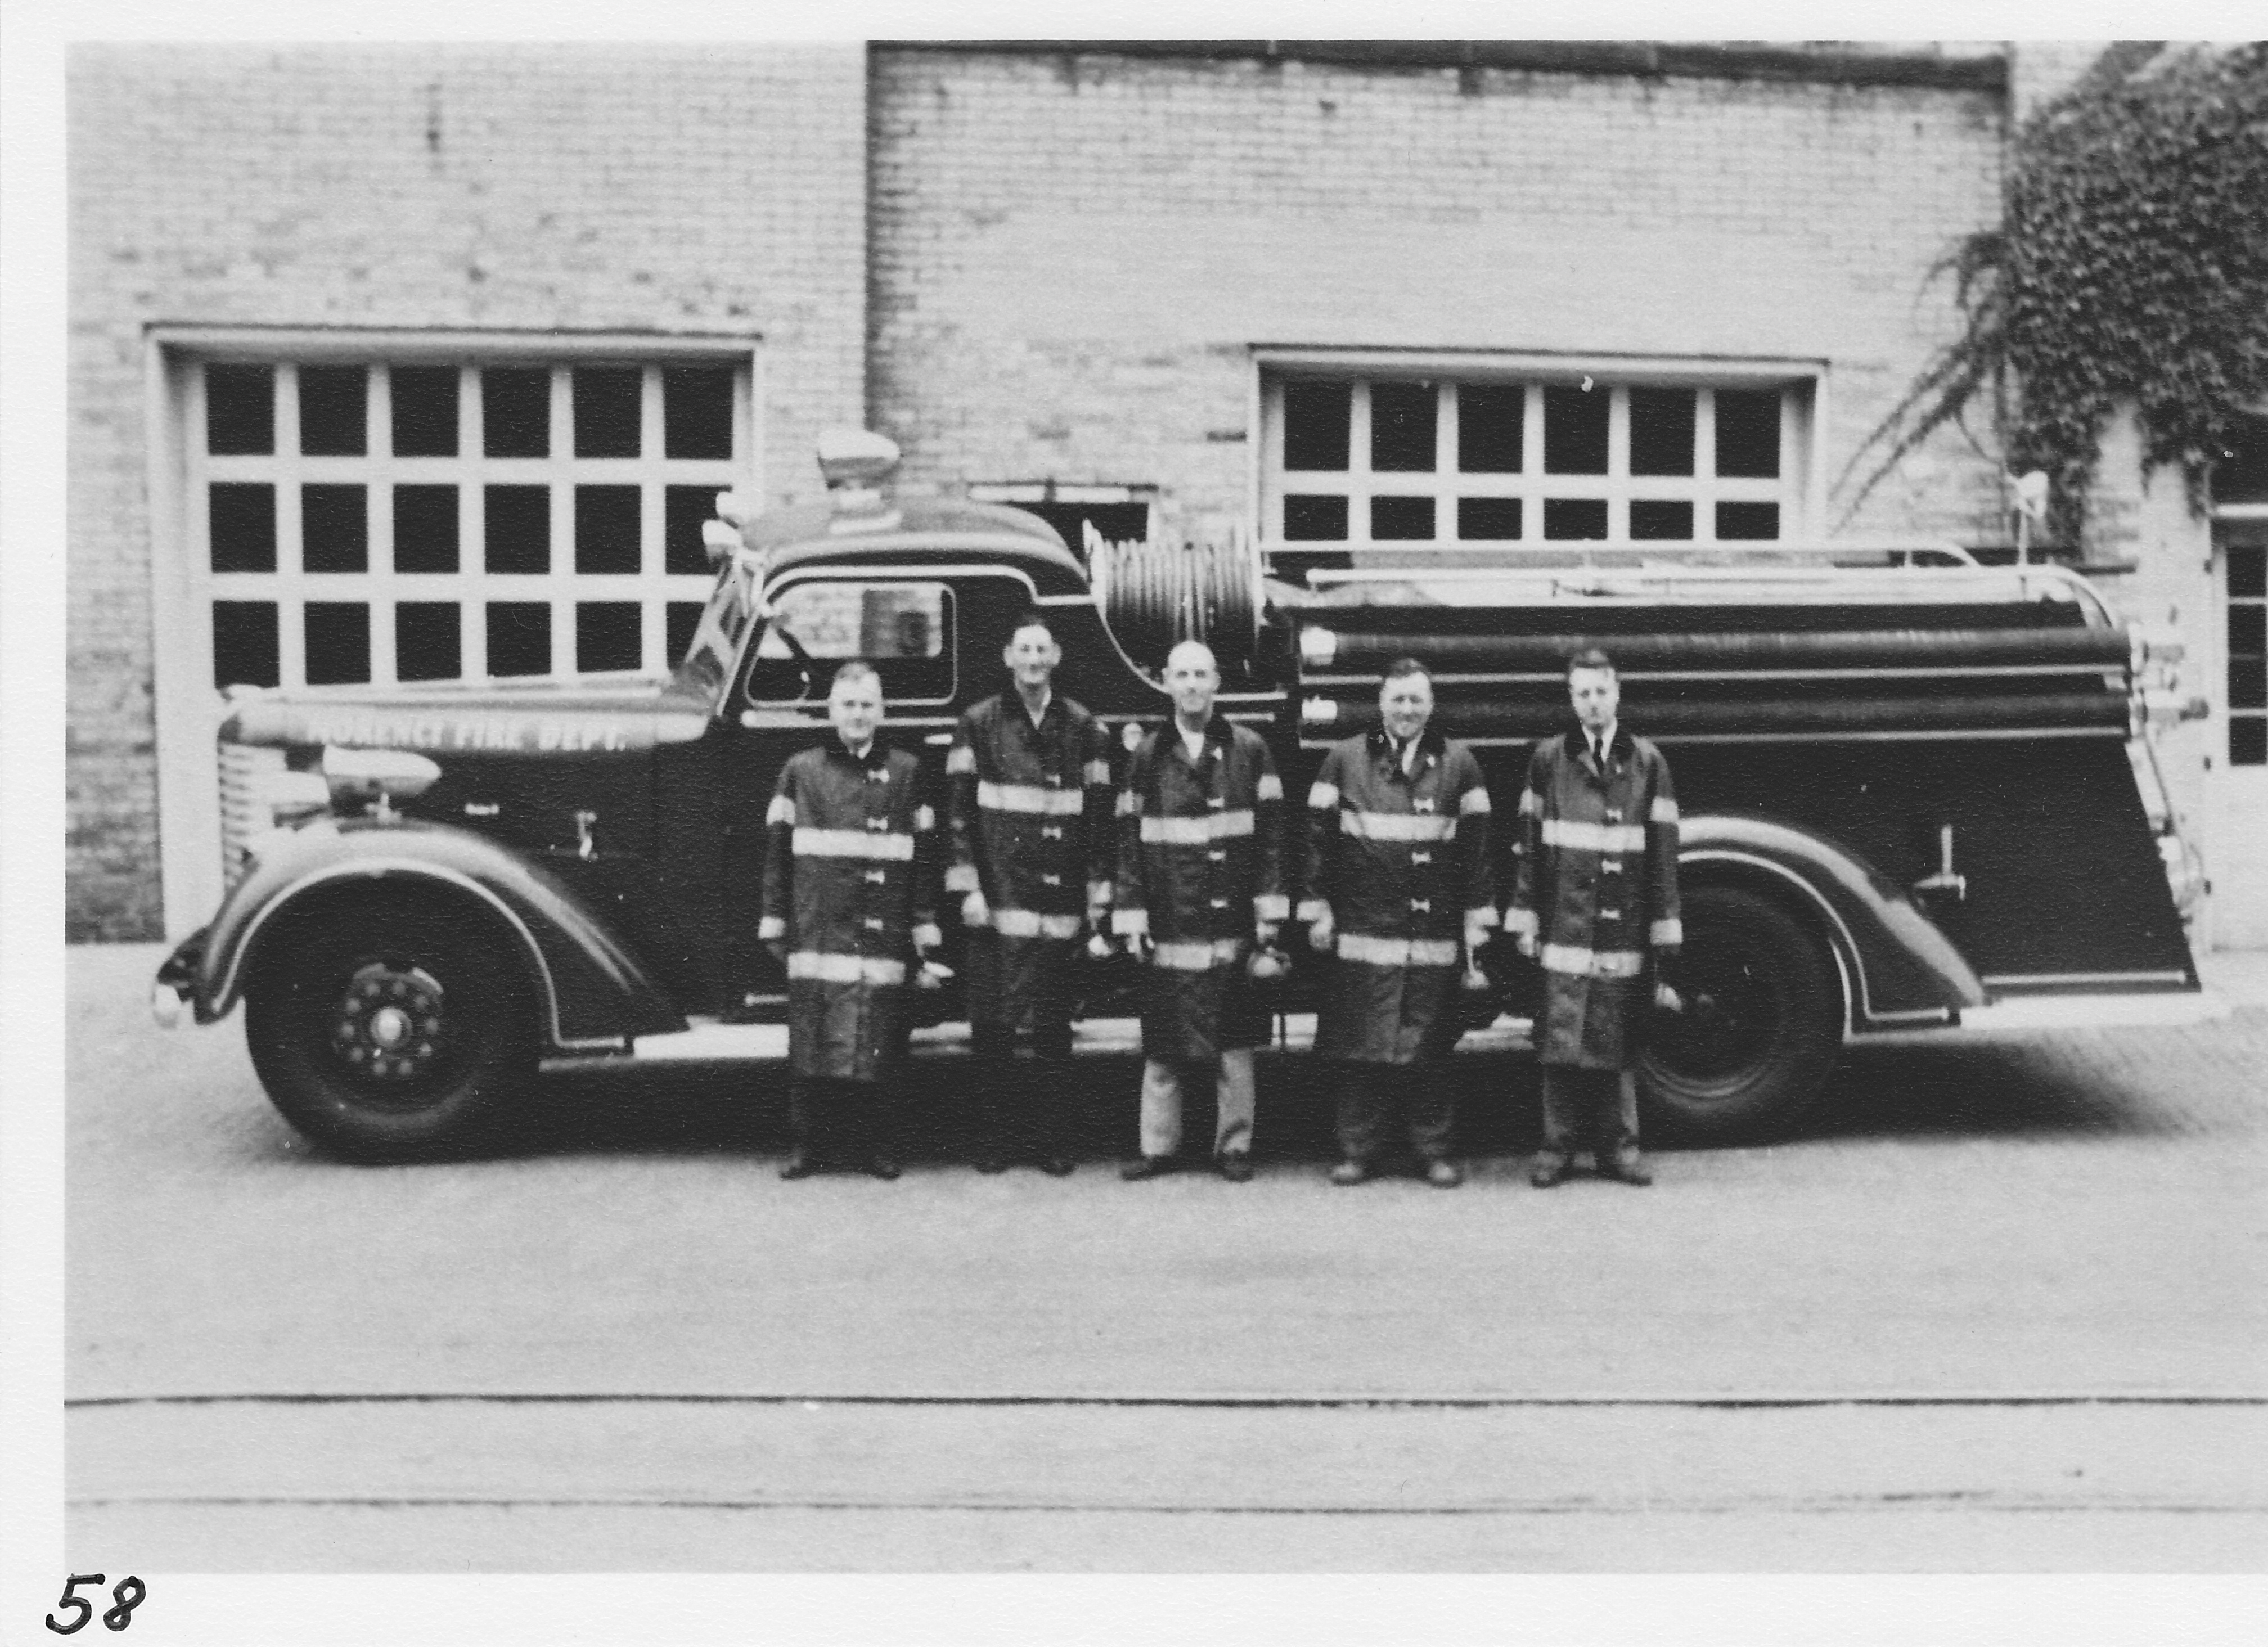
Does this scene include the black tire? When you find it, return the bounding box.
[1637,883,1839,1144]
[245,896,534,1161]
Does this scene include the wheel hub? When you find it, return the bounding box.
[332,963,446,1083]
[1659,951,1776,1079]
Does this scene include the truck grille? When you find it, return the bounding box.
[218,741,284,889]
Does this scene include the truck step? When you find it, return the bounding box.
[556,1013,1541,1068]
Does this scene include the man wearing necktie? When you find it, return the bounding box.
[1299,658,1496,1187]
[1505,647,1682,1187]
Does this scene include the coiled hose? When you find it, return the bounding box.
[1085,521,1258,678]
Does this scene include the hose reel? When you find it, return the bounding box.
[1085,520,1260,679]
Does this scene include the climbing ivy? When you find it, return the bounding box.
[1847,43,2268,548]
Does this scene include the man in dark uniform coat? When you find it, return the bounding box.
[760,660,943,1179]
[1114,640,1289,1182]
[1299,658,1496,1187]
[1506,647,1681,1187]
[944,610,1116,1174]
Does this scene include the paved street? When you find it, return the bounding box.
[65,943,2268,1570]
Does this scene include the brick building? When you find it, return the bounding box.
[65,40,2266,947]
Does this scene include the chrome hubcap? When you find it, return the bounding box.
[368,1005,411,1048]
[332,963,445,1083]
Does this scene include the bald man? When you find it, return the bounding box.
[1113,641,1289,1182]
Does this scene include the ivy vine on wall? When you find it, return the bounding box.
[1847,42,2268,548]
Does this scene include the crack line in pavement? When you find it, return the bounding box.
[62,1493,2267,1515]
[66,1391,2268,1409]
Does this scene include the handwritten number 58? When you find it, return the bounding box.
[46,1574,145,1634]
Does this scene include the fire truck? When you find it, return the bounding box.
[154,433,2204,1160]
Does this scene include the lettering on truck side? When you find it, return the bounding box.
[293,713,638,753]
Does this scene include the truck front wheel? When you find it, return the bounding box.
[245,899,533,1160]
[1637,883,1839,1144]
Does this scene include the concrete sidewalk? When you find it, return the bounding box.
[62,939,2268,1571]
[68,937,2268,1406]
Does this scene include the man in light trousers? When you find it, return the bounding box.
[1114,640,1289,1182]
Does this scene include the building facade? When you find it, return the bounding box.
[65,40,2265,947]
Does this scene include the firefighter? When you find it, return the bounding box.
[1300,658,1496,1188]
[944,610,1116,1175]
[1114,639,1289,1182]
[759,660,943,1180]
[1506,646,1682,1187]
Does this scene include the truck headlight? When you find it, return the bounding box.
[322,746,441,816]
[233,767,331,872]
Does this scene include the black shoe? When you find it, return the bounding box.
[1425,1160,1465,1189]
[974,1156,1009,1175]
[1329,1159,1372,1187]
[1121,1156,1174,1181]
[778,1153,816,1181]
[1529,1153,1573,1189]
[867,1155,902,1181]
[1040,1156,1076,1177]
[1217,1153,1254,1183]
[1597,1151,1653,1186]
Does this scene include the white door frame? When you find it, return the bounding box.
[146,326,763,938]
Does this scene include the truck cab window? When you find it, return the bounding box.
[744,580,954,705]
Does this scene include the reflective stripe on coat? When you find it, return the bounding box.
[759,740,942,1082]
[1300,730,1497,1065]
[1114,718,1288,1061]
[1506,729,1681,1070]
[944,692,1116,1032]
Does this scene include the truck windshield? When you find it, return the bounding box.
[672,557,760,703]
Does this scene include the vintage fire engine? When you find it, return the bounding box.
[155,433,2203,1160]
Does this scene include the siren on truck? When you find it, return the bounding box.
[816,428,904,535]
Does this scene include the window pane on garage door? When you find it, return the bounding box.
[1263,370,1804,568]
[189,357,748,691]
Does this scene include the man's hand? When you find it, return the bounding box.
[1464,917,1492,956]
[1307,908,1335,953]
[960,889,990,928]
[1515,932,1538,960]
[914,924,950,992]
[1126,931,1154,962]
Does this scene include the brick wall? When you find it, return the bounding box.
[67,44,866,939]
[869,48,2008,541]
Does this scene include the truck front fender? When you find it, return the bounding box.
[187,818,685,1053]
[1679,813,1986,1032]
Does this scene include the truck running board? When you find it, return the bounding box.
[541,987,2228,1071]
[550,1012,1544,1069]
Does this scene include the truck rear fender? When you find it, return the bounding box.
[193,822,685,1053]
[1678,814,1987,1032]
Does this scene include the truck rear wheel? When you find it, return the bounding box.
[245,898,533,1161]
[1638,883,1839,1144]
